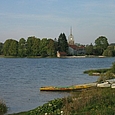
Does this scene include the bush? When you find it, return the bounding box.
[0,100,7,115]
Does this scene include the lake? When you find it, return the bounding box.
[0,57,114,114]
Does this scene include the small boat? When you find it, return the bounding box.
[40,83,96,91]
[106,79,115,84]
[40,86,74,91]
[111,83,115,88]
[97,81,111,87]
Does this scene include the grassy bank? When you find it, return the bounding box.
[0,100,7,115]
[8,87,115,115]
[84,68,111,76]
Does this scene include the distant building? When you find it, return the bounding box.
[68,45,77,55]
[68,45,85,55]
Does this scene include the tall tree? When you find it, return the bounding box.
[54,38,58,53]
[31,38,40,56]
[39,38,48,57]
[85,43,93,55]
[0,42,3,55]
[3,39,11,56]
[95,36,109,55]
[9,39,18,56]
[3,39,18,56]
[26,36,33,56]
[26,36,40,56]
[18,38,27,57]
[47,39,56,57]
[103,45,115,57]
[58,33,68,53]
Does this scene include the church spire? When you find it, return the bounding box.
[70,26,72,35]
[68,27,74,45]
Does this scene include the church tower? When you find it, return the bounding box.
[68,27,74,45]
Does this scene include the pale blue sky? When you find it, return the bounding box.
[0,0,115,44]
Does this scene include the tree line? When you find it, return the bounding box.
[0,33,68,57]
[0,34,115,57]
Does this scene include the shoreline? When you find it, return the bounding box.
[0,55,107,59]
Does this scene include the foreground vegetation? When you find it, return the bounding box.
[0,100,7,115]
[8,87,115,115]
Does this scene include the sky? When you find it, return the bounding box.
[0,0,115,44]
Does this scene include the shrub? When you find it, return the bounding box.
[0,100,7,115]
[97,73,106,83]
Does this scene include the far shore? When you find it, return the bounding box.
[0,55,107,58]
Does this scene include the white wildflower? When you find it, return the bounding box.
[49,103,52,106]
[61,110,63,114]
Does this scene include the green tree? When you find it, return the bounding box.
[58,33,68,53]
[103,45,115,57]
[93,46,103,55]
[85,43,93,55]
[112,50,115,56]
[26,36,33,56]
[102,50,108,56]
[3,39,18,56]
[95,36,109,55]
[9,40,18,56]
[31,38,40,56]
[26,36,40,56]
[39,38,48,57]
[47,39,56,57]
[0,42,3,55]
[18,38,27,57]
[3,39,11,56]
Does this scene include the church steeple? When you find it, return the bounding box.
[70,26,72,35]
[68,27,74,45]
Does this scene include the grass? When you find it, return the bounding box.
[8,87,115,115]
[84,68,111,76]
[0,100,7,115]
[62,87,115,115]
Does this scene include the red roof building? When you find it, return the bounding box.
[68,45,85,55]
